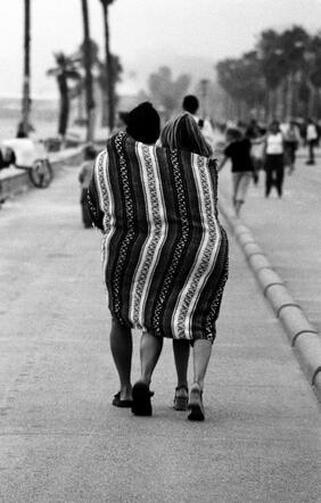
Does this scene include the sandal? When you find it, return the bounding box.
[187,384,205,421]
[173,385,189,411]
[131,382,153,416]
[112,392,133,408]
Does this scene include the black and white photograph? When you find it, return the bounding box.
[1,1,321,501]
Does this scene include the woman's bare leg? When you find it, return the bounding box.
[188,339,213,421]
[191,339,212,390]
[139,332,163,386]
[131,333,163,416]
[110,319,132,400]
[172,339,190,410]
[172,339,190,389]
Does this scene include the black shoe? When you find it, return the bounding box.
[112,392,133,408]
[132,382,153,416]
[187,384,205,421]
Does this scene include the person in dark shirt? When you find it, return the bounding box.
[218,128,256,217]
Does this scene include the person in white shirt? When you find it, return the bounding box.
[283,120,301,173]
[264,120,285,198]
[306,118,318,165]
[182,95,215,154]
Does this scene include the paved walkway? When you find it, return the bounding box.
[219,153,321,334]
[1,162,321,502]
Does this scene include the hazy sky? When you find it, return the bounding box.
[1,0,321,98]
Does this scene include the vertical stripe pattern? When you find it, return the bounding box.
[94,132,228,342]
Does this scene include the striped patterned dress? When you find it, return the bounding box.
[88,131,228,342]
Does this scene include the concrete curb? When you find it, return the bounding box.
[219,197,321,400]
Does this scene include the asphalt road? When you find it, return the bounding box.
[1,160,321,502]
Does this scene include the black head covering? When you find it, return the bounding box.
[126,102,160,144]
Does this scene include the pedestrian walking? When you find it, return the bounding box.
[283,120,300,173]
[218,128,257,217]
[182,94,215,153]
[87,102,161,410]
[88,108,229,421]
[306,118,318,165]
[78,145,96,228]
[160,113,228,418]
[264,120,285,198]
[246,120,266,175]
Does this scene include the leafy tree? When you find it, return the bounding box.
[280,26,309,75]
[75,39,123,127]
[98,54,123,127]
[257,29,288,91]
[217,53,265,119]
[308,35,321,88]
[304,34,321,116]
[47,53,81,137]
[217,25,321,120]
[148,66,190,118]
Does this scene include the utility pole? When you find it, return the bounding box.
[81,0,95,142]
[21,0,31,137]
[101,0,115,133]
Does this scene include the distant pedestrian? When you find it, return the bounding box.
[246,120,266,174]
[283,120,300,173]
[264,120,285,198]
[219,128,256,217]
[182,94,215,153]
[78,145,96,228]
[306,118,318,165]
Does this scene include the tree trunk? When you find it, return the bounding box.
[81,0,95,142]
[308,83,316,118]
[285,73,294,120]
[21,0,31,137]
[281,78,288,120]
[58,76,69,137]
[102,3,115,133]
[265,89,272,122]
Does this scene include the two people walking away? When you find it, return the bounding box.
[78,145,96,228]
[219,127,257,217]
[87,102,229,421]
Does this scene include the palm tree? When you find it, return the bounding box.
[80,0,95,141]
[99,0,115,132]
[47,53,81,138]
[98,54,123,126]
[20,0,31,137]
